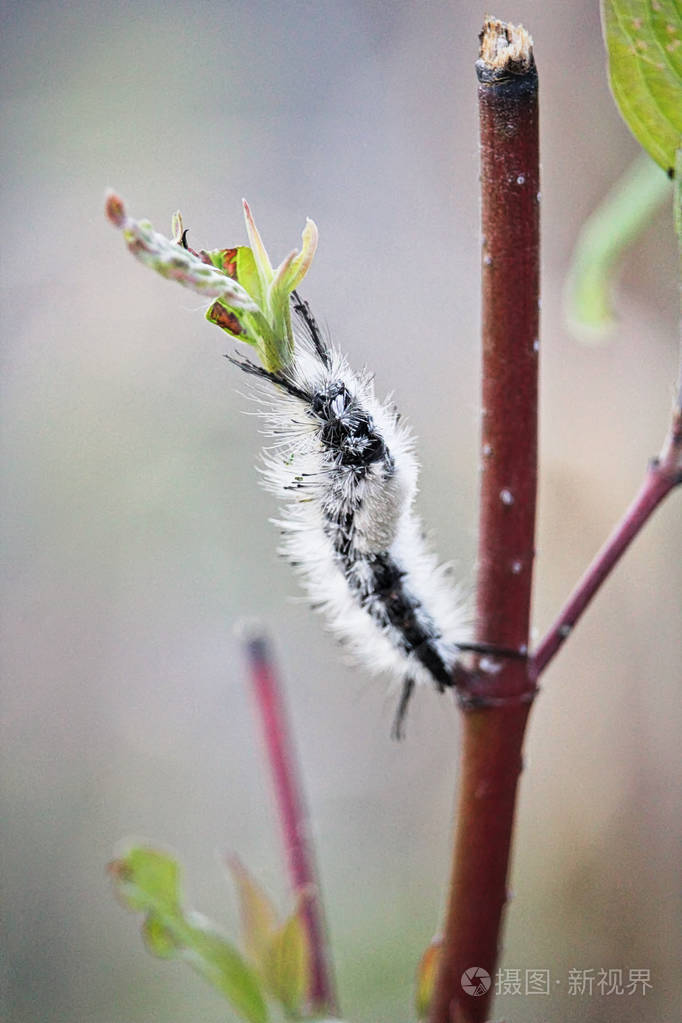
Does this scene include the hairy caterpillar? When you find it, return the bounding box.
[107,196,471,736]
[228,292,470,736]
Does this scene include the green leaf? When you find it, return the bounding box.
[142,914,180,958]
[110,845,181,914]
[228,855,281,976]
[601,0,682,172]
[205,299,275,351]
[110,845,269,1023]
[236,202,318,371]
[263,909,309,1017]
[227,858,312,1017]
[651,1,682,79]
[203,246,264,308]
[273,219,319,295]
[183,912,270,1023]
[564,152,672,338]
[205,246,240,276]
[237,246,265,308]
[243,199,275,288]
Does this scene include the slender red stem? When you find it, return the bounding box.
[244,631,338,1016]
[429,19,539,1023]
[531,407,682,678]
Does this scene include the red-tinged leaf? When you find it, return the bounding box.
[206,300,246,336]
[205,246,239,277]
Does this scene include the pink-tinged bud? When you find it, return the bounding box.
[105,191,126,227]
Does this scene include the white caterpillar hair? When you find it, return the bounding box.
[229,292,470,736]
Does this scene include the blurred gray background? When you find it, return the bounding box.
[2,2,680,1021]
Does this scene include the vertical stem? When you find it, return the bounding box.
[244,630,338,1016]
[476,30,539,658]
[430,19,539,1023]
[430,701,531,1023]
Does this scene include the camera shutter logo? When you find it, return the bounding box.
[461,967,491,996]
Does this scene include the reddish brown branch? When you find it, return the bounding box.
[475,43,539,661]
[531,406,682,678]
[243,629,338,1016]
[429,18,539,1023]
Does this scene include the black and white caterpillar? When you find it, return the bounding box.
[229,293,469,736]
[106,196,470,736]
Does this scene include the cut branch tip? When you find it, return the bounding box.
[478,16,534,75]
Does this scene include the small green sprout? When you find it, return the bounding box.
[109,843,326,1022]
[106,193,318,373]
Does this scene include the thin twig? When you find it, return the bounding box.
[242,626,338,1016]
[429,17,539,1023]
[531,406,682,679]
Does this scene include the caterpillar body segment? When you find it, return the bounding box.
[232,295,470,735]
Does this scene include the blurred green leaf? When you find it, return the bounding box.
[228,857,312,1018]
[142,914,179,959]
[228,855,281,975]
[564,152,672,339]
[110,845,269,1023]
[415,937,442,1020]
[110,845,181,914]
[264,908,309,1017]
[182,911,269,1022]
[601,0,682,172]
